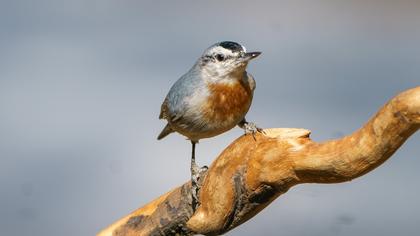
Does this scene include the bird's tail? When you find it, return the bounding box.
[157,124,174,140]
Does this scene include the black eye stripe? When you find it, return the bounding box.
[215,54,225,61]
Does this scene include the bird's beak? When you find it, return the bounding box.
[242,51,262,61]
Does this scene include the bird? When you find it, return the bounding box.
[157,41,262,207]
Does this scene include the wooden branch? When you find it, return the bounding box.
[98,87,420,236]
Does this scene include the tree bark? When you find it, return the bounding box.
[98,87,420,236]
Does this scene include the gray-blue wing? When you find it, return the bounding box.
[159,71,200,123]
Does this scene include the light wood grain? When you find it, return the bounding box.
[98,87,420,236]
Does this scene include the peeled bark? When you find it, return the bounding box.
[98,87,420,236]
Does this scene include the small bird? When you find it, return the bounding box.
[158,41,262,207]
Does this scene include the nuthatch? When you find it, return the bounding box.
[158,41,262,207]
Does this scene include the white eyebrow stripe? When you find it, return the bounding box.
[208,46,236,57]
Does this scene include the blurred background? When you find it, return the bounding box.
[0,0,419,235]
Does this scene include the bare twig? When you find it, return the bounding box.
[98,87,420,236]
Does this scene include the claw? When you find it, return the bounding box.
[199,166,208,176]
[243,122,264,140]
[257,127,266,135]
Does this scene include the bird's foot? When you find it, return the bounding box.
[242,122,265,140]
[191,164,208,210]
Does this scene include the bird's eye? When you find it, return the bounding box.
[215,54,225,62]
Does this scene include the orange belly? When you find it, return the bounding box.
[200,80,253,133]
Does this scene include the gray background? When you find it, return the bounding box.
[1,0,419,235]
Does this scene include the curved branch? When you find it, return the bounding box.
[98,87,420,236]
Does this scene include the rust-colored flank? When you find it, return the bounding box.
[202,80,252,124]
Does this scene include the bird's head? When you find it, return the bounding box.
[197,41,261,80]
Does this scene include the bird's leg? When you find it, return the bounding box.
[190,141,207,211]
[238,118,265,140]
